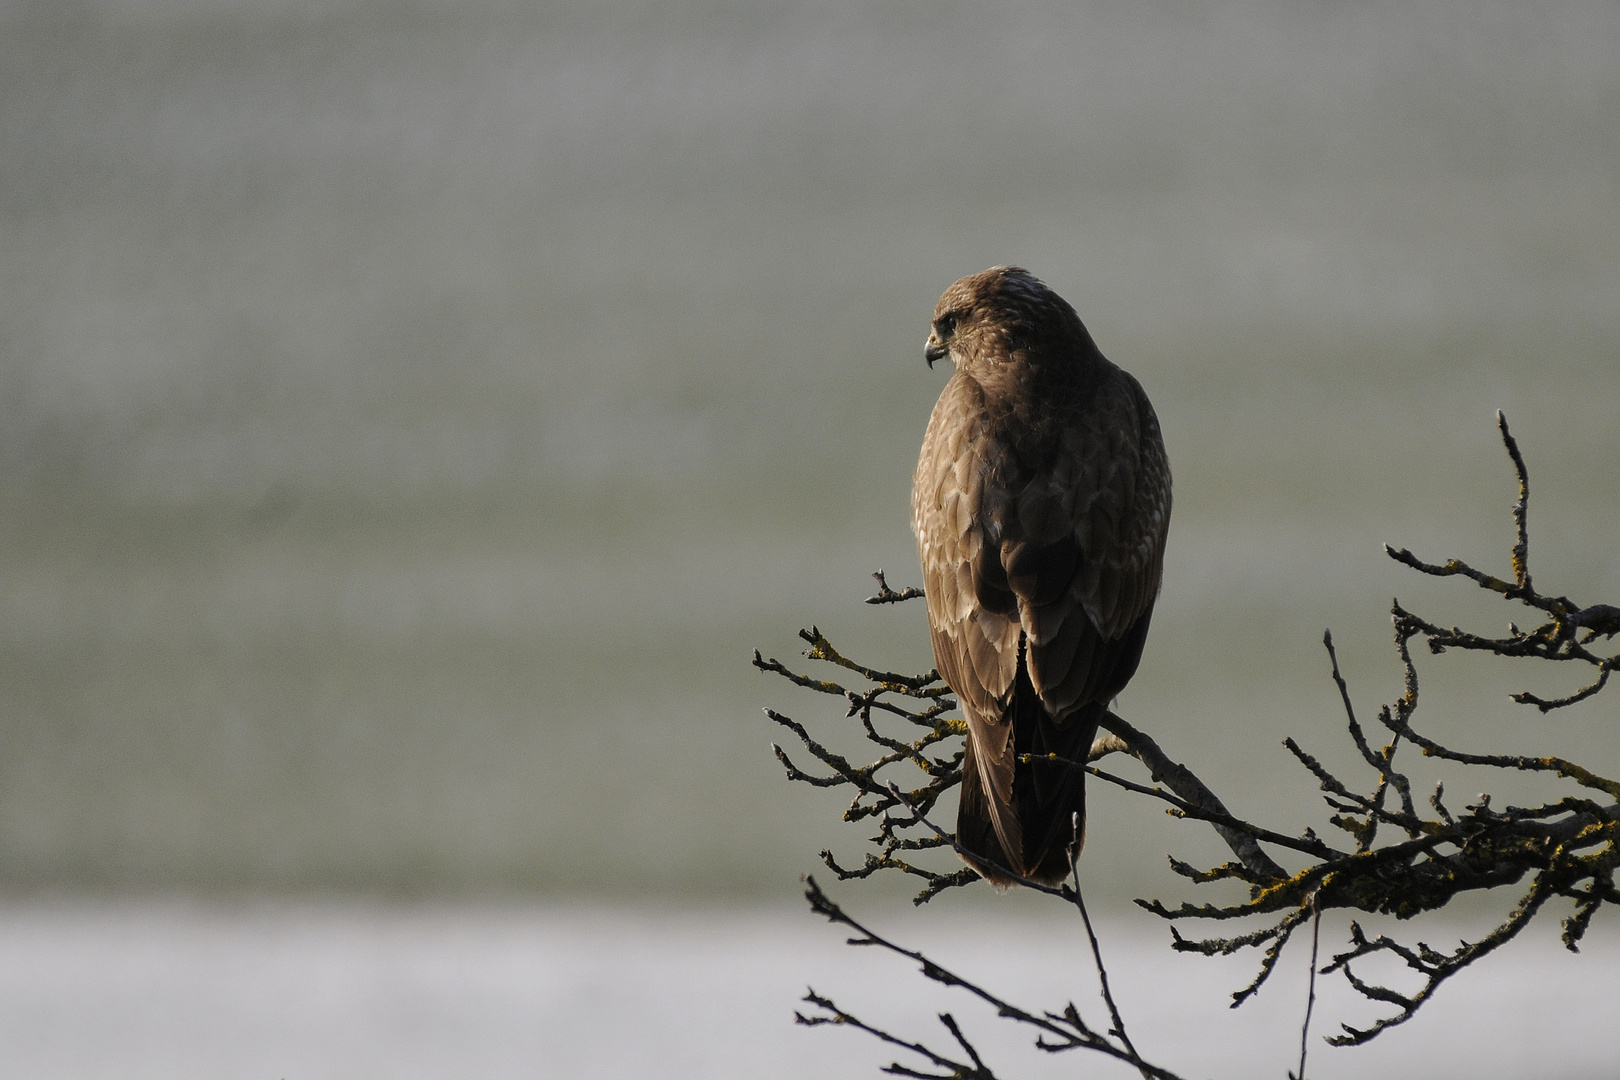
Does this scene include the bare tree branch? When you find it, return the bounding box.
[800,876,1186,1080]
[759,413,1616,1073]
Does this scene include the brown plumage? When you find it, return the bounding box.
[912,267,1171,886]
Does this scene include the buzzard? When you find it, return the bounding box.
[912,267,1171,886]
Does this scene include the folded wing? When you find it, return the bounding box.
[914,364,1170,878]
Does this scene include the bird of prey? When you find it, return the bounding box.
[912,267,1171,886]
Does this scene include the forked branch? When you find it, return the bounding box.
[759,414,1615,1072]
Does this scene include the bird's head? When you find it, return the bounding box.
[925,266,1092,376]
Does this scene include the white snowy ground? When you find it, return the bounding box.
[1,899,1614,1080]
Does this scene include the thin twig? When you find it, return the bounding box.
[1033,755,1342,862]
[1068,813,1148,1076]
[1290,891,1322,1080]
[1498,410,1533,592]
[800,876,1188,1080]
[867,569,927,605]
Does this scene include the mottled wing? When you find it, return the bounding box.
[912,373,1025,865]
[914,365,1170,874]
[1015,367,1171,715]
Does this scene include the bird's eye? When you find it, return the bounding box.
[933,313,958,338]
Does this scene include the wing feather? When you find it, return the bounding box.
[915,375,1025,871]
[1013,367,1168,712]
[915,352,1170,881]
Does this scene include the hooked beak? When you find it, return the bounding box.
[924,335,947,368]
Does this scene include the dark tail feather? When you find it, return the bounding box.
[1017,688,1102,886]
[956,682,1101,888]
[956,736,1022,886]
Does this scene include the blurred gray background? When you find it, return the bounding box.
[2,0,1617,909]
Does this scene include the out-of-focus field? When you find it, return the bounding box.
[1,899,1616,1079]
[0,0,1616,903]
